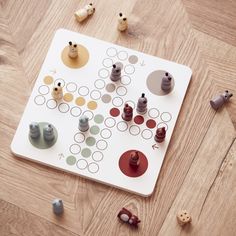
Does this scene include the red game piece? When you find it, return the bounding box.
[129,151,140,169]
[154,127,166,143]
[117,208,141,227]
[122,103,133,121]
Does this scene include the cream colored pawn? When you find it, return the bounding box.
[68,41,78,59]
[74,3,95,23]
[51,82,63,100]
[118,13,128,31]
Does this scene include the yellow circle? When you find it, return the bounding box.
[75,97,85,106]
[87,101,97,110]
[61,45,89,69]
[44,76,53,85]
[63,93,74,102]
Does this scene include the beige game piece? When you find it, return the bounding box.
[51,82,63,100]
[68,41,78,59]
[176,210,192,226]
[118,13,128,31]
[74,3,95,22]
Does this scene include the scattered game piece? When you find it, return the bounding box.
[51,82,63,100]
[29,122,40,139]
[74,3,95,22]
[176,210,191,226]
[154,127,166,143]
[210,90,233,110]
[52,199,64,215]
[136,93,147,114]
[122,103,133,121]
[68,41,78,59]
[129,151,140,169]
[78,115,89,132]
[43,124,55,142]
[118,13,128,31]
[117,208,141,227]
[110,64,121,82]
[161,72,172,92]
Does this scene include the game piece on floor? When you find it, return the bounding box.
[51,82,63,100]
[176,210,191,226]
[161,72,172,92]
[129,151,140,169]
[52,199,64,215]
[68,41,78,59]
[117,208,141,227]
[110,64,121,82]
[74,3,95,22]
[43,124,55,142]
[210,90,233,110]
[154,127,166,143]
[122,103,133,121]
[136,93,148,114]
[29,122,40,139]
[78,115,89,132]
[118,13,128,31]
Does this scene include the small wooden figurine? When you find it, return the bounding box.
[210,90,233,110]
[161,72,172,92]
[68,41,78,59]
[117,208,141,227]
[51,82,63,100]
[176,210,191,226]
[29,122,40,139]
[78,115,89,132]
[52,199,64,215]
[136,93,148,114]
[43,124,55,142]
[154,127,166,143]
[110,64,121,82]
[122,103,133,121]
[74,3,95,23]
[129,151,140,169]
[118,13,128,31]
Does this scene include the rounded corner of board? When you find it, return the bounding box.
[10,141,18,157]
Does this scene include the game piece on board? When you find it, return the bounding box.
[29,122,40,139]
[51,82,63,100]
[129,151,140,169]
[74,3,95,22]
[118,13,128,31]
[68,41,78,59]
[136,93,148,114]
[154,127,166,143]
[52,199,64,215]
[43,124,55,142]
[122,103,133,121]
[110,64,121,82]
[161,72,172,92]
[176,210,191,226]
[117,208,141,227]
[210,90,233,110]
[78,115,89,132]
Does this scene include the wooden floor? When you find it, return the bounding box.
[0,0,236,235]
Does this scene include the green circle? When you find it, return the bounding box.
[94,114,104,124]
[86,137,96,146]
[81,148,92,157]
[90,125,100,135]
[66,156,76,165]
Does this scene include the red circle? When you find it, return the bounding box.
[146,119,156,129]
[119,150,148,177]
[134,115,144,125]
[110,108,120,117]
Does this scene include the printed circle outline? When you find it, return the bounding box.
[69,144,81,154]
[46,99,57,109]
[66,82,77,93]
[92,151,104,162]
[76,159,88,170]
[34,95,46,105]
[96,139,108,150]
[161,112,172,122]
[58,103,70,113]
[38,85,49,95]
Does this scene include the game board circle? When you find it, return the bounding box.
[141,129,153,140]
[106,83,116,93]
[125,100,135,109]
[78,86,89,96]
[118,51,128,61]
[75,97,86,106]
[100,128,112,139]
[121,75,131,85]
[146,119,156,129]
[104,117,116,128]
[66,156,77,165]
[94,114,104,124]
[119,150,148,178]
[54,78,65,87]
[112,97,123,107]
[157,122,168,131]
[116,86,127,96]
[69,144,81,155]
[61,45,89,69]
[90,90,101,100]
[106,47,117,57]
[74,132,85,143]
[66,82,77,92]
[46,99,57,109]
[83,110,94,120]
[115,62,123,69]
[76,159,88,170]
[148,108,160,118]
[81,148,92,158]
[94,79,105,89]
[124,65,135,75]
[96,140,108,150]
[117,121,128,132]
[101,94,112,103]
[58,103,70,113]
[102,58,113,68]
[87,101,97,110]
[134,115,144,125]
[86,137,96,146]
[88,162,99,174]
[146,70,175,96]
[63,93,74,102]
[90,125,100,135]
[38,85,49,95]
[98,68,109,79]
[70,106,82,117]
[161,112,172,122]
[128,55,138,64]
[44,75,53,85]
[34,95,46,105]
[110,108,120,117]
[92,151,104,162]
[129,125,140,136]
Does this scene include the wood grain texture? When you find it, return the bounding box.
[0,0,236,235]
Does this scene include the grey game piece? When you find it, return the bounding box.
[29,122,40,139]
[79,115,89,132]
[210,90,233,110]
[136,93,148,114]
[52,199,64,215]
[110,64,121,82]
[43,124,55,142]
[161,72,172,92]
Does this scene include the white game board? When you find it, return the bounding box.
[11,29,192,197]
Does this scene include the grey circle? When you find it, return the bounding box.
[104,117,116,128]
[129,55,138,64]
[74,132,85,143]
[92,151,104,162]
[115,62,123,69]
[141,129,153,140]
[34,95,46,105]
[58,103,70,113]
[121,75,131,85]
[112,97,123,107]
[94,79,105,89]
[96,139,108,150]
[101,94,112,103]
[129,125,140,136]
[88,162,99,174]
[161,112,172,122]
[98,68,109,79]
[70,106,82,117]
[148,108,160,118]
[116,86,127,96]
[78,86,89,96]
[54,78,65,87]
[146,70,175,96]
[100,128,112,139]
[117,51,128,61]
[102,58,113,68]
[76,159,88,170]
[38,85,49,95]
[69,144,81,154]
[90,90,101,100]
[157,122,168,131]
[124,64,135,75]
[117,121,128,132]
[46,99,57,109]
[106,47,117,57]
[66,82,77,92]
[125,100,135,109]
[82,110,94,120]
[106,83,116,92]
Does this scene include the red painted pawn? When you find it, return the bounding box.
[122,103,133,121]
[154,127,166,143]
[129,151,140,169]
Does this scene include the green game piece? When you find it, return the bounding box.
[86,137,96,146]
[66,156,77,165]
[81,148,92,158]
[94,114,104,124]
[90,125,100,135]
